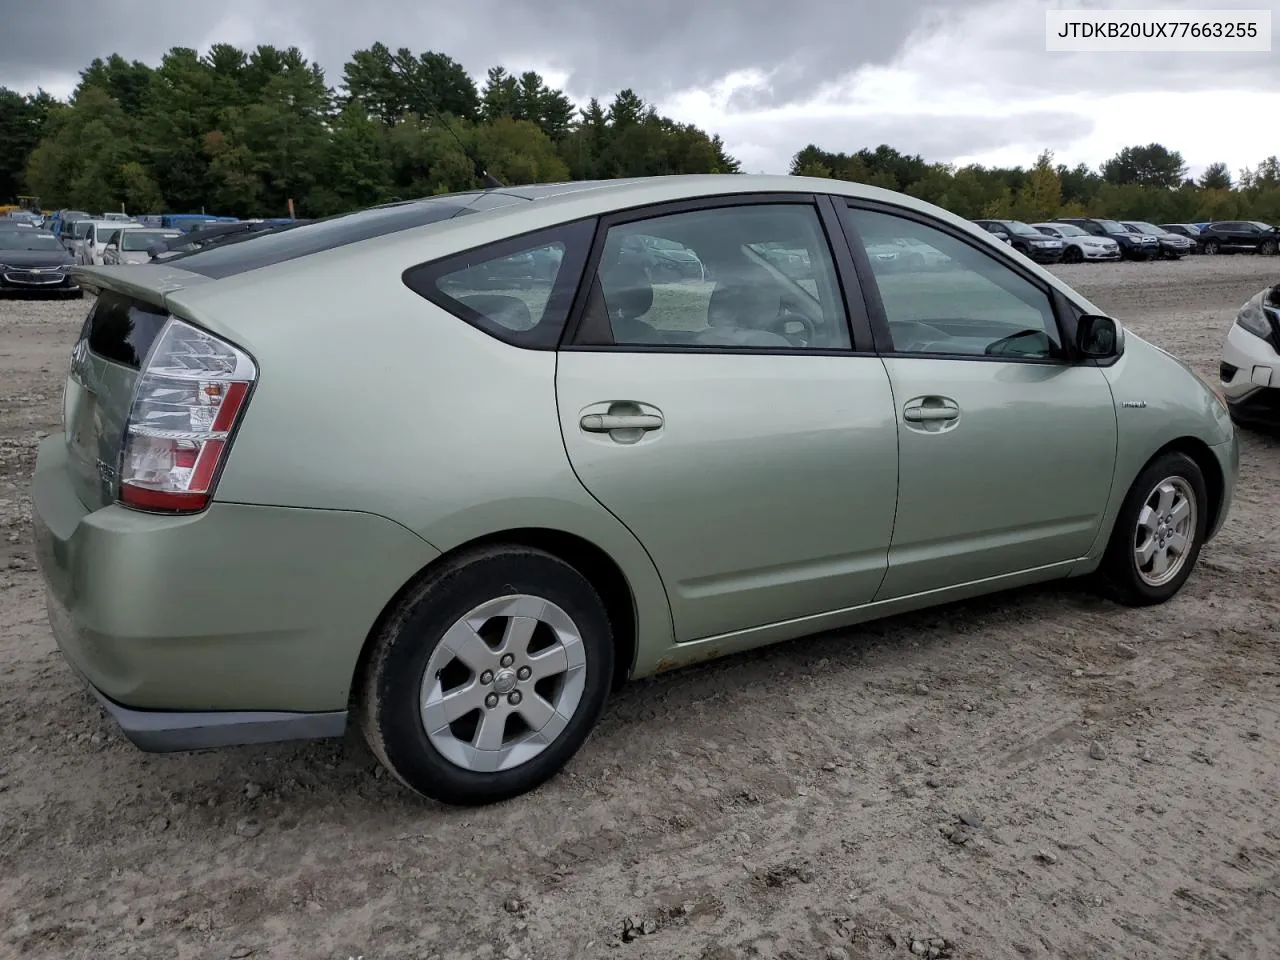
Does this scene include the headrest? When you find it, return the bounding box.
[707,268,781,330]
[601,261,654,321]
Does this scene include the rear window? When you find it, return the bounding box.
[169,193,525,280]
[402,219,596,349]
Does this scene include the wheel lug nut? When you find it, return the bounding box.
[500,653,515,668]
[480,670,494,685]
[485,693,499,709]
[517,666,531,681]
[508,691,522,706]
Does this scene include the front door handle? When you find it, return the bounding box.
[580,413,664,433]
[903,406,958,423]
[902,396,960,428]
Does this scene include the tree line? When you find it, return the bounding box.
[0,43,739,218]
[792,142,1280,224]
[0,42,1277,226]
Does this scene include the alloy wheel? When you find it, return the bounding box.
[419,594,587,773]
[1133,476,1197,588]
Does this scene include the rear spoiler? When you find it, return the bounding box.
[70,263,213,308]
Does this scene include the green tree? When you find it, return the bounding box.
[1198,162,1232,190]
[0,88,53,200]
[1012,149,1061,222]
[1101,143,1187,188]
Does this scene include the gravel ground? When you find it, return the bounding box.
[2,255,1279,960]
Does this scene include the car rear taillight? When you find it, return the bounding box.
[118,318,256,513]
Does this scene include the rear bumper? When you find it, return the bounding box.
[69,659,346,752]
[31,434,440,749]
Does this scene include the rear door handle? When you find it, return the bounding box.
[903,406,958,422]
[902,397,960,424]
[580,413,664,432]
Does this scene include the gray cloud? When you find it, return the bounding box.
[3,0,953,106]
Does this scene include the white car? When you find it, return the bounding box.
[1032,223,1121,263]
[1220,283,1280,426]
[78,220,143,266]
[101,228,182,265]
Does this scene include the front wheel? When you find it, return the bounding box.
[1259,238,1278,256]
[1061,246,1084,264]
[359,546,615,805]
[1203,239,1221,255]
[1094,452,1208,606]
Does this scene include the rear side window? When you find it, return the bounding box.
[403,219,596,349]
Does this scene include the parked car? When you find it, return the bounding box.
[1159,224,1203,253]
[102,228,182,265]
[1031,222,1121,262]
[80,220,144,265]
[971,219,1065,263]
[1219,282,1280,426]
[33,176,1237,806]
[1120,221,1195,260]
[0,229,81,297]
[1196,221,1280,256]
[1054,218,1159,261]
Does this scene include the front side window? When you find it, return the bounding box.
[404,219,594,348]
[575,203,850,350]
[847,207,1063,361]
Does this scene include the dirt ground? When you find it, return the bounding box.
[2,255,1278,960]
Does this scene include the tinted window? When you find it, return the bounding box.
[575,203,850,351]
[848,207,1063,361]
[86,291,170,369]
[171,194,508,280]
[9,235,63,252]
[121,231,175,251]
[403,219,596,349]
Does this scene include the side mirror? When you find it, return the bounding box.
[1076,314,1119,359]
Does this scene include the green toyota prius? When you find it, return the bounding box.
[31,175,1238,805]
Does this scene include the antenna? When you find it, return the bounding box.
[431,106,504,189]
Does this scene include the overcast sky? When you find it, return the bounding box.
[6,0,1278,178]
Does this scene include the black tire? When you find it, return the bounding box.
[1061,246,1083,264]
[1203,239,1220,255]
[1260,238,1278,256]
[359,546,615,805]
[1094,451,1209,606]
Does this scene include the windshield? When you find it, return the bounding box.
[1249,221,1274,231]
[73,222,94,239]
[1005,221,1043,238]
[1049,223,1086,237]
[99,229,121,246]
[1126,222,1162,234]
[122,231,176,251]
[0,233,63,252]
[1092,219,1127,234]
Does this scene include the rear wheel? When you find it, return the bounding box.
[359,546,614,805]
[1094,452,1208,606]
[1203,239,1221,255]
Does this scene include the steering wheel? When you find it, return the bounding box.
[775,310,816,345]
